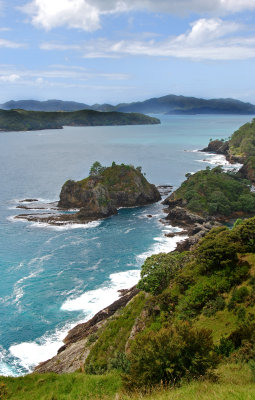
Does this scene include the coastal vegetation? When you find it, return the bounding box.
[3,120,255,399]
[1,217,255,398]
[164,166,255,217]
[203,118,255,183]
[0,109,160,132]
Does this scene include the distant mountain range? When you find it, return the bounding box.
[1,95,255,115]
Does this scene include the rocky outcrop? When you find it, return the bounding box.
[34,286,139,374]
[16,164,161,225]
[162,205,220,251]
[202,139,229,155]
[58,164,161,221]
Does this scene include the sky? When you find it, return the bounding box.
[1,0,255,104]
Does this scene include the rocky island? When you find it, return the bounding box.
[16,162,161,225]
[0,109,160,132]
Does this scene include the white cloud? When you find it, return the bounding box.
[41,18,255,60]
[0,74,20,82]
[0,38,24,48]
[22,0,255,31]
[0,65,129,88]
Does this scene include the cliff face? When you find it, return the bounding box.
[202,120,255,183]
[58,164,161,220]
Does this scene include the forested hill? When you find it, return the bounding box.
[2,95,255,114]
[0,109,160,131]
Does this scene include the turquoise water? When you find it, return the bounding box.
[0,114,252,375]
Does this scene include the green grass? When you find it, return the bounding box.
[120,363,255,400]
[0,372,121,400]
[1,363,253,400]
[85,293,146,373]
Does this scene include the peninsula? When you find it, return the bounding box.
[202,118,255,183]
[0,109,160,132]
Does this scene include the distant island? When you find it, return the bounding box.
[2,94,255,114]
[0,109,160,132]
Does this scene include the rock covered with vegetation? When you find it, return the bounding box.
[203,118,255,182]
[163,166,255,218]
[0,109,160,131]
[58,162,161,220]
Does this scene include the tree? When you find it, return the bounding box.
[138,252,185,295]
[89,161,105,176]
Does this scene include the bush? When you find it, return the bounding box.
[228,287,250,310]
[138,252,185,295]
[203,296,225,317]
[215,337,234,357]
[123,322,218,389]
[108,352,130,373]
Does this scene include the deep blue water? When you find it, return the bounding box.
[0,114,252,375]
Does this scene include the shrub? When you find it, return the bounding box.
[124,322,218,389]
[108,352,130,373]
[215,337,235,357]
[138,252,186,295]
[202,296,225,317]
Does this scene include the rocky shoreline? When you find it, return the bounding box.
[34,286,140,374]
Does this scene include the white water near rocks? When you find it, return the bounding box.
[0,114,252,375]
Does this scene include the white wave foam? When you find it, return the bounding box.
[9,269,140,372]
[10,328,69,373]
[7,216,101,231]
[61,269,140,312]
[137,228,188,262]
[195,152,242,171]
[0,347,18,376]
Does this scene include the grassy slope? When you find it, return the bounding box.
[0,364,254,400]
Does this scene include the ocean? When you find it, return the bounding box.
[0,114,251,376]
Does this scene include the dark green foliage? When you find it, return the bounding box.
[108,352,130,373]
[215,337,235,357]
[203,296,225,317]
[137,252,187,295]
[0,109,160,131]
[137,217,254,320]
[124,322,218,389]
[170,167,255,217]
[89,161,105,176]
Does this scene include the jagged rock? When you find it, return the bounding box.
[17,164,161,225]
[202,139,229,155]
[34,286,139,374]
[64,286,139,346]
[20,198,38,202]
[165,206,206,227]
[58,164,161,221]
